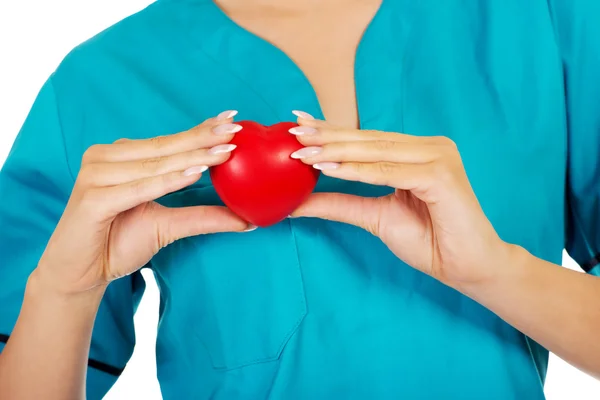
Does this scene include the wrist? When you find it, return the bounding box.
[27,266,107,307]
[456,242,530,300]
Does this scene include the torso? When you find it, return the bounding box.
[53,1,573,399]
[216,0,382,128]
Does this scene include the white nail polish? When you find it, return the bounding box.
[183,165,208,176]
[313,162,340,171]
[213,124,243,135]
[290,146,323,159]
[292,110,314,120]
[289,126,318,136]
[216,110,238,121]
[209,144,237,154]
[242,224,258,232]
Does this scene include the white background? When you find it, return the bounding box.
[0,1,599,399]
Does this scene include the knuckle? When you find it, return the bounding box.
[78,187,102,210]
[159,172,179,192]
[436,135,458,149]
[82,145,102,164]
[130,179,148,197]
[76,164,97,186]
[377,162,397,176]
[352,162,368,175]
[364,129,384,139]
[373,140,396,151]
[191,122,208,133]
[140,156,166,173]
[356,162,392,186]
[148,135,167,149]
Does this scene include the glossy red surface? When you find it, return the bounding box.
[210,121,320,227]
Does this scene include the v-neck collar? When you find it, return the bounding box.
[175,0,420,131]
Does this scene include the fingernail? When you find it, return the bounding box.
[183,165,209,176]
[216,110,238,121]
[292,110,314,120]
[289,126,318,136]
[213,124,243,135]
[313,162,340,171]
[209,144,237,154]
[242,224,258,232]
[291,146,322,159]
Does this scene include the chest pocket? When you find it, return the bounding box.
[155,186,307,370]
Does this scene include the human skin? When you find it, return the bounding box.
[289,114,600,381]
[0,111,254,399]
[2,0,600,398]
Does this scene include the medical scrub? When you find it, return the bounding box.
[1,0,599,398]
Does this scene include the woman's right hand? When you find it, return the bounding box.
[34,111,249,295]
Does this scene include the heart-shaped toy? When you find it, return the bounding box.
[210,121,320,227]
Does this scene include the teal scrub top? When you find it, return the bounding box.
[1,0,600,398]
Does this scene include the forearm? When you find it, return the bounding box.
[0,267,105,400]
[461,244,600,378]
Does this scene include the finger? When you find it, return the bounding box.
[95,169,205,213]
[83,111,241,163]
[153,204,252,244]
[314,162,432,192]
[289,117,412,144]
[290,119,447,147]
[291,192,383,235]
[81,144,236,186]
[291,141,441,165]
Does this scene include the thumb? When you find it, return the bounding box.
[153,204,252,245]
[291,193,382,235]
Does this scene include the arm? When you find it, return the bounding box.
[463,246,600,379]
[290,0,600,378]
[290,120,600,380]
[0,77,133,400]
[0,76,247,399]
[468,0,600,377]
[0,274,105,398]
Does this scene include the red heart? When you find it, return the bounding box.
[210,121,320,227]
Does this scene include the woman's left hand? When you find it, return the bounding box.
[289,117,515,289]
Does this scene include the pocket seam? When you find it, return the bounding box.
[195,220,308,371]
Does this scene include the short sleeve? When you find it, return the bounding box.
[549,0,600,275]
[0,77,146,400]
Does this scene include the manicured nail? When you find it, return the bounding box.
[216,110,238,121]
[292,110,314,120]
[209,144,237,154]
[213,124,243,135]
[313,162,340,171]
[291,146,322,159]
[183,165,209,176]
[289,126,317,136]
[242,224,258,232]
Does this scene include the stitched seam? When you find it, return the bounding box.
[48,75,77,184]
[544,0,564,66]
[179,12,281,122]
[211,223,307,370]
[399,0,422,133]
